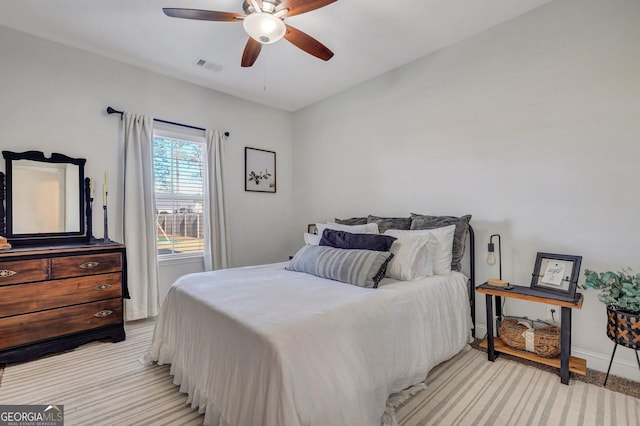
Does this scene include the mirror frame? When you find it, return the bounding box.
[1,150,90,246]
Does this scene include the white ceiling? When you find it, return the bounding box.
[0,0,550,111]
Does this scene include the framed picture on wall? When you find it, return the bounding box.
[245,147,276,193]
[530,252,582,298]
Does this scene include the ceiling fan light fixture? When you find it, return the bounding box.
[243,13,286,44]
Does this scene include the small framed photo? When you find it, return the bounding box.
[530,252,582,297]
[245,147,276,193]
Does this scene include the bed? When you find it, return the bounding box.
[145,220,476,426]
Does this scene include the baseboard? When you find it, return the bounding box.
[473,322,639,382]
[473,323,487,340]
[572,346,639,382]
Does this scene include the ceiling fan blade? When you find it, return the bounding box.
[276,0,337,18]
[284,25,334,61]
[241,37,262,67]
[163,8,244,22]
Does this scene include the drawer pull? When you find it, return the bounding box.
[0,269,17,278]
[94,283,112,291]
[80,261,100,269]
[94,310,114,318]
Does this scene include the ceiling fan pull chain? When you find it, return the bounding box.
[264,55,268,92]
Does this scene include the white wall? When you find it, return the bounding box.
[0,25,294,298]
[292,0,640,380]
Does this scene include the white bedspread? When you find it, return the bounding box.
[146,262,472,426]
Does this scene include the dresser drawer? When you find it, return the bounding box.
[0,259,49,286]
[0,299,122,350]
[51,252,122,279]
[0,273,122,318]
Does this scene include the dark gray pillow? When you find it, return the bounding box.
[410,214,472,272]
[367,215,412,233]
[286,245,394,288]
[320,229,396,251]
[335,217,368,225]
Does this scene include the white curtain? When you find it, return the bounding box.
[122,112,160,320]
[204,129,230,271]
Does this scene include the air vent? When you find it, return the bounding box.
[194,58,223,73]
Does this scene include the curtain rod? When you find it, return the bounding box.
[106,106,229,138]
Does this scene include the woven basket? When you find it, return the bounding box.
[498,317,560,358]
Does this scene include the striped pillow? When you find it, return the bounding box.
[286,245,394,288]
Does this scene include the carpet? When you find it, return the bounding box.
[395,348,640,425]
[1,320,638,425]
[0,320,203,425]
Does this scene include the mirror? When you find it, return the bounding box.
[1,151,90,246]
[12,160,81,234]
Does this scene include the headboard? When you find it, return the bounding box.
[467,225,476,334]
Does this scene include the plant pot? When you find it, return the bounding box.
[606,305,640,350]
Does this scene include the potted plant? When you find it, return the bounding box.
[581,269,640,384]
[583,269,640,312]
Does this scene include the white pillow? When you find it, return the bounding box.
[383,233,437,281]
[315,222,380,235]
[384,225,455,275]
[303,232,321,245]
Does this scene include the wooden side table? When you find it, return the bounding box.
[477,283,587,384]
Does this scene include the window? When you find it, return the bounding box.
[153,129,206,258]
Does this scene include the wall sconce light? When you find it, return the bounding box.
[487,233,511,288]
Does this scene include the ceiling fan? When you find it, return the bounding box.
[163,0,337,67]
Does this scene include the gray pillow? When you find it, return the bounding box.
[335,217,368,225]
[367,215,412,233]
[410,214,472,272]
[286,245,394,288]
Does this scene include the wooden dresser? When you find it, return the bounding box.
[0,242,127,363]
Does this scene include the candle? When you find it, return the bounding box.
[103,171,108,206]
